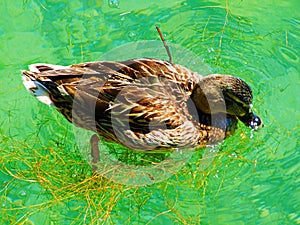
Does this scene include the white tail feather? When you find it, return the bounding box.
[22,75,53,106]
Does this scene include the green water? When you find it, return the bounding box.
[0,0,299,224]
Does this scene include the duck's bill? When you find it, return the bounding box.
[249,114,263,130]
[239,113,263,130]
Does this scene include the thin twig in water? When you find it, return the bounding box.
[156,26,173,63]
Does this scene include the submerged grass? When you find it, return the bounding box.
[0,121,258,224]
[0,133,123,224]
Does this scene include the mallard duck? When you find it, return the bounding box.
[22,27,262,152]
[22,57,262,151]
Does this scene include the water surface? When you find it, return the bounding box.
[0,0,299,224]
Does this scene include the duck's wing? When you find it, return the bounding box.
[68,62,203,149]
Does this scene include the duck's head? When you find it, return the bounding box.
[191,74,263,130]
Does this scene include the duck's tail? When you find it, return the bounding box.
[21,64,67,106]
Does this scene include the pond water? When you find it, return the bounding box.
[0,0,299,224]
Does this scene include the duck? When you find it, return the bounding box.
[21,28,263,152]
